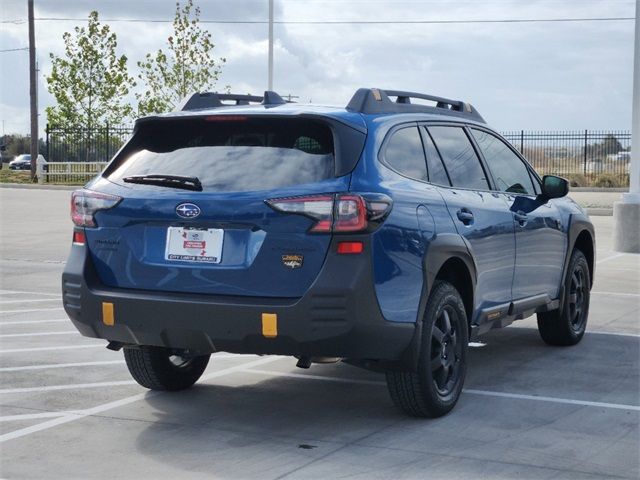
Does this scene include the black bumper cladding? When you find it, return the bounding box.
[61,238,415,362]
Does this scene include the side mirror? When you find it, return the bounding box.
[541,175,569,200]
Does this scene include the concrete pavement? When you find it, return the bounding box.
[0,187,638,479]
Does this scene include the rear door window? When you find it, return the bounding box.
[427,126,489,190]
[421,127,451,186]
[383,126,428,181]
[106,117,335,192]
[470,129,537,195]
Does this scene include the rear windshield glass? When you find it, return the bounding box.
[106,117,335,192]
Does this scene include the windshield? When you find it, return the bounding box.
[106,117,335,192]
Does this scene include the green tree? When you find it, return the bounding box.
[46,11,136,130]
[136,0,226,115]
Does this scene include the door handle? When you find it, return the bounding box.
[456,208,474,225]
[514,210,528,226]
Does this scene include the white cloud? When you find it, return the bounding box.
[0,0,635,135]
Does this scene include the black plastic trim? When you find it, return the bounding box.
[346,88,486,123]
[62,236,416,364]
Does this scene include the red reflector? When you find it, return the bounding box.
[337,241,364,255]
[73,231,86,245]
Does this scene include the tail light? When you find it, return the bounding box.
[71,190,122,227]
[266,193,392,233]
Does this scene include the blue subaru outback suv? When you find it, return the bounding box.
[62,88,595,417]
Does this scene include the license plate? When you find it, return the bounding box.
[165,227,224,264]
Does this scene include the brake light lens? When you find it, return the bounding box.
[204,115,248,122]
[334,195,367,232]
[71,190,122,227]
[266,193,392,233]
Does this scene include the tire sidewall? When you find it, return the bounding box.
[419,283,469,411]
[562,250,591,341]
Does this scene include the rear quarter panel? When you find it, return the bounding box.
[350,116,456,324]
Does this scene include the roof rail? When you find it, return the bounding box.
[346,88,485,123]
[176,90,288,111]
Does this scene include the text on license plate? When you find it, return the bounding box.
[165,227,224,264]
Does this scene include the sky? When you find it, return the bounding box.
[0,0,636,136]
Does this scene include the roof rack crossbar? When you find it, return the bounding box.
[346,88,485,123]
[176,90,287,111]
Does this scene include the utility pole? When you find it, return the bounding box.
[28,0,38,180]
[268,0,274,91]
[613,0,640,252]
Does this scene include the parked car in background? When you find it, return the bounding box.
[8,154,47,171]
[616,151,631,162]
[585,158,609,174]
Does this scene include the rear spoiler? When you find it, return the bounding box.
[175,91,288,111]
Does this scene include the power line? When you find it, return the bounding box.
[0,47,29,53]
[25,16,635,24]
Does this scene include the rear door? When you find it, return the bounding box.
[469,128,566,301]
[86,115,359,298]
[425,124,516,315]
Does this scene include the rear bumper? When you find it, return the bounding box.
[62,238,415,362]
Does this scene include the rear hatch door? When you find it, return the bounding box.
[85,114,363,298]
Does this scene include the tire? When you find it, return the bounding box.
[386,281,469,418]
[537,249,590,346]
[124,346,210,391]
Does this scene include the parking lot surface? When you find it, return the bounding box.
[1,187,638,479]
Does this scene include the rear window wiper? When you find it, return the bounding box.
[123,174,203,192]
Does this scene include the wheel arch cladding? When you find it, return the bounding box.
[433,257,474,326]
[573,229,594,288]
[401,250,475,373]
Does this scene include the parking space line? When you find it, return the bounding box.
[0,353,237,372]
[0,331,78,338]
[0,380,136,394]
[0,356,281,443]
[0,299,61,305]
[244,368,640,412]
[596,252,627,264]
[0,361,124,372]
[463,389,640,411]
[0,290,59,297]
[589,330,640,338]
[0,411,81,422]
[0,307,65,315]
[591,291,640,298]
[0,319,68,326]
[0,344,104,354]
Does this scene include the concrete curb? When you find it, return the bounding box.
[0,183,78,191]
[571,187,629,193]
[586,208,613,216]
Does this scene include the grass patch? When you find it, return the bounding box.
[0,168,34,184]
[0,167,86,186]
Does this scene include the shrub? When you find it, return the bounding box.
[565,174,587,187]
[592,173,623,188]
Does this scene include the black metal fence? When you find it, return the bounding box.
[502,130,631,187]
[46,124,133,164]
[45,125,632,187]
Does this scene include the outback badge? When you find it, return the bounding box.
[282,254,303,269]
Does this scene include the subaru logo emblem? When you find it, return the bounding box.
[176,203,201,219]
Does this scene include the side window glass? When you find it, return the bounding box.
[383,126,428,181]
[470,129,536,195]
[421,128,450,186]
[427,126,489,190]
